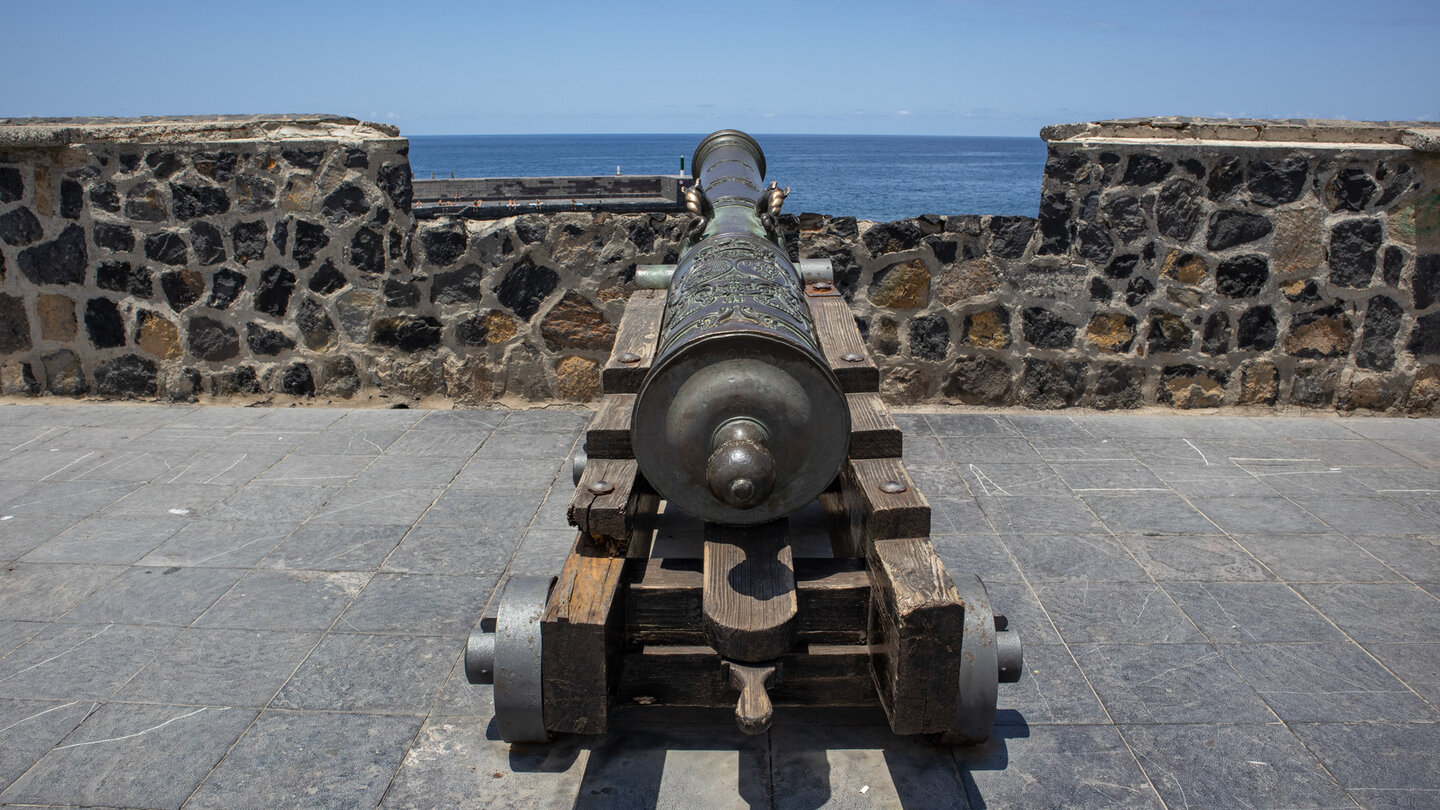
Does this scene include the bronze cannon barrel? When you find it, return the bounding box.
[631,131,850,525]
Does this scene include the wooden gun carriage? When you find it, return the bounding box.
[466,131,1021,743]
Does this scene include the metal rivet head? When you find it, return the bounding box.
[587,481,615,495]
[879,480,907,494]
[813,281,833,291]
[616,352,641,364]
[842,352,864,363]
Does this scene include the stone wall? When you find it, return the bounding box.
[1,115,1437,413]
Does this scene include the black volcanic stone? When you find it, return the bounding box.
[455,316,488,346]
[282,149,324,170]
[123,182,167,222]
[232,220,267,264]
[281,363,315,396]
[1102,196,1146,245]
[1091,363,1143,409]
[118,154,141,173]
[1036,190,1072,255]
[383,280,420,307]
[194,151,239,181]
[1125,276,1155,306]
[1147,311,1192,353]
[1328,218,1382,288]
[1156,179,1203,241]
[246,322,295,356]
[344,148,369,169]
[1207,211,1273,251]
[1179,159,1205,179]
[350,227,383,273]
[497,259,558,320]
[987,216,1034,258]
[0,206,43,246]
[146,151,183,178]
[214,365,259,395]
[144,232,188,266]
[1289,305,1349,358]
[1089,277,1112,301]
[208,268,245,309]
[372,316,442,351]
[292,220,328,269]
[18,223,87,285]
[1216,254,1269,298]
[1408,312,1440,356]
[188,317,239,361]
[170,183,230,219]
[1105,254,1139,279]
[89,181,120,213]
[1357,295,1403,371]
[1122,154,1172,185]
[94,354,157,398]
[1245,157,1308,206]
[516,219,548,245]
[371,207,390,227]
[1044,152,1092,184]
[308,259,348,294]
[1021,358,1086,408]
[1283,279,1324,305]
[421,226,467,266]
[909,314,949,360]
[1329,168,1377,211]
[377,162,413,210]
[627,221,655,252]
[1415,253,1440,310]
[273,219,289,254]
[1202,312,1232,355]
[432,263,484,304]
[0,293,31,353]
[97,262,152,297]
[190,222,226,265]
[161,270,203,311]
[1080,191,1101,221]
[296,298,334,348]
[929,236,961,264]
[60,179,83,219]
[829,217,858,239]
[94,222,134,253]
[1382,246,1405,286]
[0,167,22,202]
[862,220,923,255]
[322,182,368,222]
[255,266,297,316]
[1022,307,1076,349]
[1076,222,1114,263]
[1237,306,1278,350]
[1207,156,1243,200]
[84,297,125,348]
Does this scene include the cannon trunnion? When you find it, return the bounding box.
[466,131,1021,744]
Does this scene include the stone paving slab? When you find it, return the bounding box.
[0,402,1436,809]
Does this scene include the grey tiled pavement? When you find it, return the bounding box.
[0,404,1438,809]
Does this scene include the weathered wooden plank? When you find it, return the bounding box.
[841,457,931,548]
[806,294,879,393]
[702,520,798,663]
[867,536,964,735]
[541,490,659,735]
[626,557,868,646]
[585,394,635,459]
[602,289,666,394]
[847,392,902,459]
[617,644,876,708]
[568,458,642,544]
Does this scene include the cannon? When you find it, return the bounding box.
[466,130,1021,743]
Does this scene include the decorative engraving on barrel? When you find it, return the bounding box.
[704,174,762,192]
[658,235,819,357]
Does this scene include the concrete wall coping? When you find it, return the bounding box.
[0,114,402,147]
[1042,117,1440,152]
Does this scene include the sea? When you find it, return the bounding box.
[407,134,1048,222]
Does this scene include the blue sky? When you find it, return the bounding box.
[2,0,1436,136]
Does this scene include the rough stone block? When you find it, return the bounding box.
[35,293,76,342]
[1159,364,1226,408]
[869,257,930,309]
[935,258,1000,304]
[942,355,1013,405]
[0,293,33,352]
[1085,312,1137,353]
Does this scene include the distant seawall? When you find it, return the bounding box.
[0,114,1437,413]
